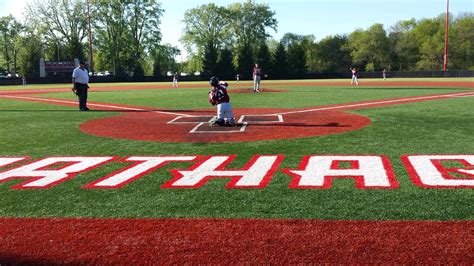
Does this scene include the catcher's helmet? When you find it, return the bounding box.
[210,76,219,86]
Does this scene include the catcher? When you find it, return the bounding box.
[208,76,235,127]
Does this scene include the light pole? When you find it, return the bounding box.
[443,0,449,72]
[86,0,94,74]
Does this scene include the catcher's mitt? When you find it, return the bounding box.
[208,92,216,106]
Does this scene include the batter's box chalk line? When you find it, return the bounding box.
[238,114,284,124]
[167,115,215,124]
[168,114,284,134]
[190,122,248,134]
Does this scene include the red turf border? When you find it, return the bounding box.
[0,217,472,264]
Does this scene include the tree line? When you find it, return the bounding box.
[0,0,472,79]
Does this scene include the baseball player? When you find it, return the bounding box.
[252,63,261,92]
[350,67,359,85]
[208,76,235,127]
[172,72,179,88]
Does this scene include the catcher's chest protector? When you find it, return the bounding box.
[212,85,230,103]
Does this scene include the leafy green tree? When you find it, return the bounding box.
[280,33,309,77]
[450,13,474,70]
[26,0,88,61]
[271,42,287,79]
[0,16,13,72]
[202,39,219,76]
[181,4,230,56]
[216,48,234,79]
[300,35,317,72]
[411,16,446,70]
[181,54,202,74]
[126,1,163,75]
[315,35,352,73]
[92,1,127,75]
[227,0,277,60]
[0,15,24,73]
[17,31,43,78]
[388,19,418,71]
[152,44,180,77]
[181,1,277,75]
[92,1,163,76]
[287,42,306,78]
[235,41,254,77]
[256,42,271,75]
[348,23,389,71]
[280,33,305,47]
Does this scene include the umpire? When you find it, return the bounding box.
[72,61,90,111]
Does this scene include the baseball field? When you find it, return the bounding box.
[0,78,473,263]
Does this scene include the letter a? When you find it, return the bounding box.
[0,157,114,189]
[283,155,398,189]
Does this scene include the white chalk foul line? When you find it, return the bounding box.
[273,91,474,116]
[0,95,192,117]
[450,94,474,98]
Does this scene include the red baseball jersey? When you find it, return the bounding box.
[209,83,230,105]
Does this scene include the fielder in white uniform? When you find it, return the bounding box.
[252,63,261,92]
[350,67,359,85]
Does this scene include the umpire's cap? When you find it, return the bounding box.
[210,76,219,86]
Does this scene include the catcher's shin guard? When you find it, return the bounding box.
[208,117,225,127]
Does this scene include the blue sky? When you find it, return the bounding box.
[1,0,472,60]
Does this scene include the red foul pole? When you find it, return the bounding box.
[87,0,94,74]
[443,0,449,72]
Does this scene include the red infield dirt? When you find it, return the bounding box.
[0,217,472,264]
[79,90,473,143]
[80,108,371,143]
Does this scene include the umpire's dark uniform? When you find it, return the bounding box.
[72,61,90,111]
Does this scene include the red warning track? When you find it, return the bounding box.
[0,217,471,264]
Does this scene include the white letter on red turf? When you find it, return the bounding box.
[403,155,474,188]
[0,157,28,168]
[162,155,283,188]
[0,157,114,189]
[84,156,197,189]
[283,155,398,189]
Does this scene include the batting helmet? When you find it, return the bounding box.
[210,76,219,86]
